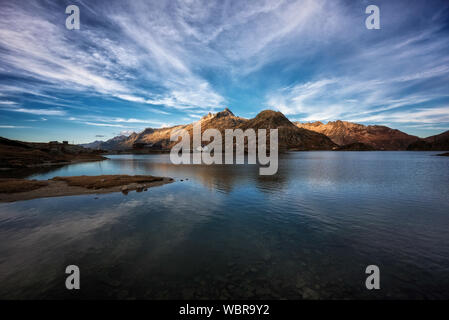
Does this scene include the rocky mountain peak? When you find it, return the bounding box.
[215,107,235,118]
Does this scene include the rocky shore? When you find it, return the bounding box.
[0,175,173,202]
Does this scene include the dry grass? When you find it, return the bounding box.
[51,175,164,189]
[0,179,49,193]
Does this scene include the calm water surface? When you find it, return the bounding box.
[0,152,448,299]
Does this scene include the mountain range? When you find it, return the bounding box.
[80,108,449,152]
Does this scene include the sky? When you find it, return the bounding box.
[0,0,448,143]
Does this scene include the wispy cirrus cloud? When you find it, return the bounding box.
[68,114,174,130]
[0,0,226,115]
[83,122,128,128]
[0,101,17,105]
[0,125,29,129]
[0,104,66,116]
[267,22,449,128]
[347,106,449,124]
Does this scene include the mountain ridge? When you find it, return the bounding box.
[79,109,448,152]
[87,109,336,151]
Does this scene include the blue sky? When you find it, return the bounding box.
[0,0,448,143]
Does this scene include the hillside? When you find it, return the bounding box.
[407,130,449,151]
[295,120,419,150]
[0,137,106,169]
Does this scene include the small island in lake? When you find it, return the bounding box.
[0,175,174,202]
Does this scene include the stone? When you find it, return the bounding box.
[302,287,319,300]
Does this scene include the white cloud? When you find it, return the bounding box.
[115,94,146,103]
[120,130,135,136]
[348,106,449,124]
[83,122,127,128]
[0,100,17,105]
[69,114,173,129]
[0,106,66,116]
[0,125,28,128]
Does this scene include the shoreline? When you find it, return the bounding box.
[0,175,174,203]
[105,149,449,154]
[0,157,106,171]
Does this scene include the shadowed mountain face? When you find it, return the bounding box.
[82,109,336,152]
[407,130,449,151]
[295,120,419,150]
